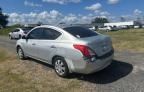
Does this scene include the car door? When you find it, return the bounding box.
[22,28,44,58]
[35,28,62,63]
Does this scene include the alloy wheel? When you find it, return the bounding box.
[55,59,66,76]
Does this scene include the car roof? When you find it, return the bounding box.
[16,27,33,30]
[57,24,86,29]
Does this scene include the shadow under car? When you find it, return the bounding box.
[69,60,133,84]
[23,58,133,84]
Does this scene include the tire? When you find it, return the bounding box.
[106,29,109,32]
[54,57,69,77]
[19,35,22,39]
[17,47,26,60]
[9,35,12,40]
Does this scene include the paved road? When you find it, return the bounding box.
[0,36,16,52]
[0,36,144,92]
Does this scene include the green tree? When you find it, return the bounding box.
[92,17,109,24]
[0,7,9,28]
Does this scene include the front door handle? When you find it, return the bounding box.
[50,45,56,48]
[32,43,36,45]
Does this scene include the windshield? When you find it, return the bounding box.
[63,26,98,38]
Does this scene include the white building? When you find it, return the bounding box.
[104,21,135,27]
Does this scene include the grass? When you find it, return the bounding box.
[0,48,85,92]
[0,25,20,36]
[100,28,144,52]
[0,48,16,62]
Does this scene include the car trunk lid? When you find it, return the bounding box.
[79,35,113,57]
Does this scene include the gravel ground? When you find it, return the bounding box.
[77,51,144,92]
[0,36,144,92]
[0,36,16,52]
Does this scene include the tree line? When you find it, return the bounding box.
[0,7,8,28]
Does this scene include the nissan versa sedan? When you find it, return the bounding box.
[16,25,114,77]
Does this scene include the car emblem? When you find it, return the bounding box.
[102,45,107,52]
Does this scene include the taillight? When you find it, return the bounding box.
[73,44,96,57]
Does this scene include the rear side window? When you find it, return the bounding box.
[63,27,98,38]
[43,28,61,40]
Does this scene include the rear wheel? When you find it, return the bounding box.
[19,35,22,39]
[17,47,26,60]
[54,57,69,77]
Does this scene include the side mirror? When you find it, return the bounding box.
[22,35,28,39]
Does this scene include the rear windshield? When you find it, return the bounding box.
[63,27,98,38]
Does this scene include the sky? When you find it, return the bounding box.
[0,0,143,25]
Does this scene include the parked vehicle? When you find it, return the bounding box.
[120,25,129,29]
[89,26,95,31]
[98,26,112,31]
[111,26,120,31]
[134,26,140,29]
[16,25,114,77]
[9,27,33,39]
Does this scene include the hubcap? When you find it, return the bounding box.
[55,60,66,75]
[18,48,23,59]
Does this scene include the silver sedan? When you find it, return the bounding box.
[16,25,114,77]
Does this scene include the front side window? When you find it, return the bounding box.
[27,28,61,40]
[28,28,43,39]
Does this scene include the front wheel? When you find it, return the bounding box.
[54,57,69,77]
[106,29,109,32]
[17,47,26,60]
[19,35,22,39]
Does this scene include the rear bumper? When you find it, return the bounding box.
[71,50,114,74]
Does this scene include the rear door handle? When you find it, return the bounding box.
[50,45,56,48]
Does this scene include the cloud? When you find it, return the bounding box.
[8,10,95,25]
[8,11,120,25]
[134,9,142,16]
[100,11,110,16]
[24,0,42,7]
[108,0,119,4]
[85,3,111,17]
[63,14,77,23]
[85,3,102,11]
[8,10,62,25]
[42,0,81,4]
